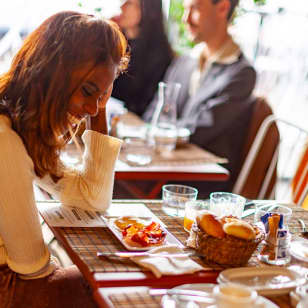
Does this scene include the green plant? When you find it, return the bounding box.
[254,0,266,5]
[168,0,195,52]
[168,0,267,53]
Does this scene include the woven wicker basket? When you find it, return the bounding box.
[189,224,264,266]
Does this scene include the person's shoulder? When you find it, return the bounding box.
[238,54,257,81]
[0,115,20,142]
[237,53,255,70]
[0,115,31,161]
[224,51,256,81]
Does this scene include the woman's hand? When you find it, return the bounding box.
[90,107,108,134]
[90,85,113,134]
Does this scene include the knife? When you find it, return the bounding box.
[97,251,201,258]
[149,288,212,297]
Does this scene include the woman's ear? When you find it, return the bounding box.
[216,0,231,20]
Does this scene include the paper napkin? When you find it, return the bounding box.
[130,245,204,278]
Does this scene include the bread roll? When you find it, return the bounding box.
[223,220,256,240]
[196,211,225,239]
[221,216,238,224]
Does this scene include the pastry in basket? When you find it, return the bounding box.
[186,210,264,266]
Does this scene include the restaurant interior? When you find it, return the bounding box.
[1,0,308,307]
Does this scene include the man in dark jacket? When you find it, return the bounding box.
[143,0,256,197]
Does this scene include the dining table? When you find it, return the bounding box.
[63,142,229,199]
[63,111,230,199]
[38,199,308,308]
[115,143,229,199]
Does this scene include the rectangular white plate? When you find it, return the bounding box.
[104,216,184,251]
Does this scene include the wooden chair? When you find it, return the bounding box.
[232,97,279,199]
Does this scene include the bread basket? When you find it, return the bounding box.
[188,224,264,267]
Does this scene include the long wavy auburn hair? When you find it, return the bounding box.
[0,11,128,182]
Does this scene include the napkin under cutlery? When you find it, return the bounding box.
[130,245,205,278]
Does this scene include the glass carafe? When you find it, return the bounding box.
[151,82,181,155]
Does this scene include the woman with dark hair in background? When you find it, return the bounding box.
[111,0,174,116]
[0,11,128,307]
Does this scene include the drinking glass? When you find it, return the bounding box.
[209,192,246,218]
[254,203,292,227]
[122,137,154,166]
[256,204,292,265]
[116,122,148,139]
[151,82,181,155]
[184,200,209,232]
[162,184,198,217]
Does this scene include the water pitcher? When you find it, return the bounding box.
[151,82,181,154]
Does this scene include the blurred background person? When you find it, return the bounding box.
[111,0,174,117]
[144,0,256,197]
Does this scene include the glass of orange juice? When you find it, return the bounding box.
[184,200,209,232]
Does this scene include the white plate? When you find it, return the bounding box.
[105,216,184,251]
[290,240,308,262]
[217,267,306,296]
[161,283,279,308]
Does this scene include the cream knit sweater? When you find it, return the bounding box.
[0,115,122,279]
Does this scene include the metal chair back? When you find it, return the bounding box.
[233,115,308,205]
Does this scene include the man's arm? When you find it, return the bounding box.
[186,65,256,147]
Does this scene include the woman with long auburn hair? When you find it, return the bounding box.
[0,11,129,307]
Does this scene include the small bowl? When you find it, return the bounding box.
[176,127,191,146]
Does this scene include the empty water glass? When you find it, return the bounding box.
[122,137,154,166]
[162,184,198,217]
[209,192,246,218]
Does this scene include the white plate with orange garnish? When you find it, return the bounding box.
[105,216,184,251]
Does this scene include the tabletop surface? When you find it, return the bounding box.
[63,141,229,177]
[63,110,229,180]
[52,202,207,275]
[47,200,308,308]
[116,143,228,174]
[115,112,229,177]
